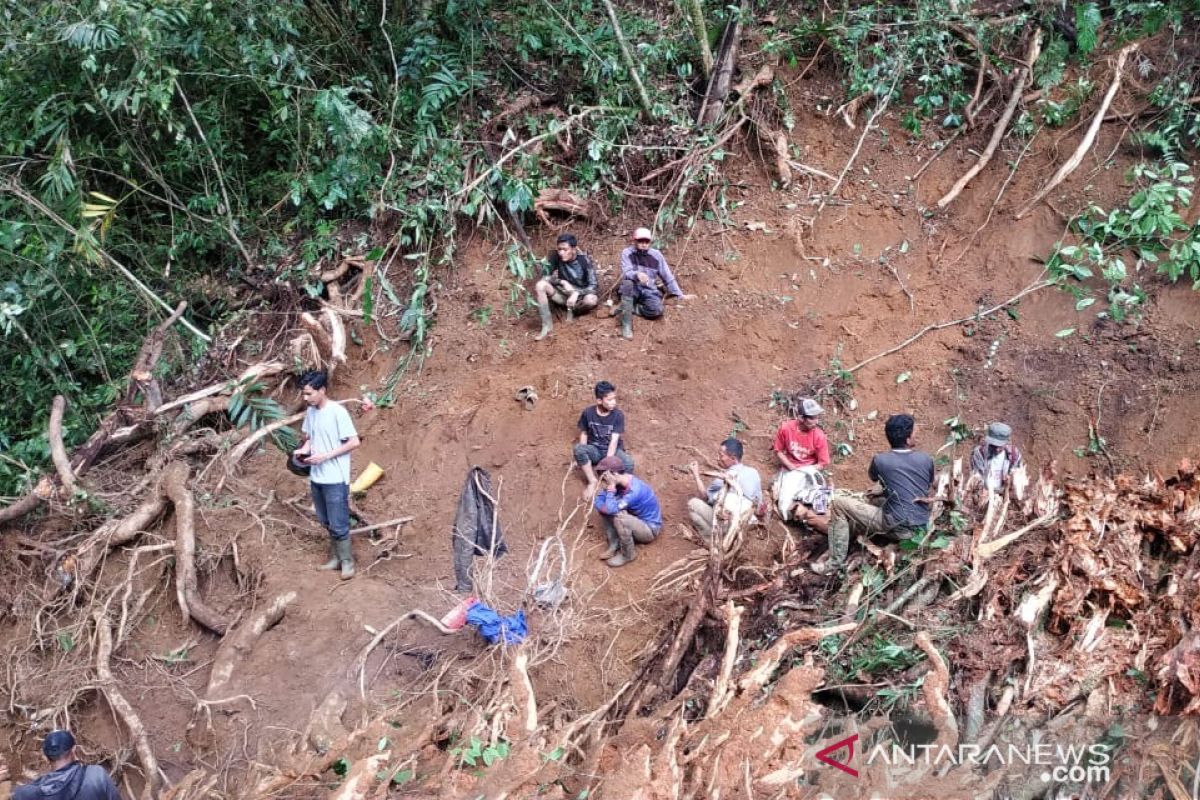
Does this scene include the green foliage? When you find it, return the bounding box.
[1047,161,1198,322]
[820,0,987,133]
[849,635,924,675]
[1075,3,1102,56]
[449,736,510,768]
[1136,76,1200,158]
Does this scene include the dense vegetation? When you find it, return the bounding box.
[1,0,1197,497]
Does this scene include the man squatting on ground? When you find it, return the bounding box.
[10,730,121,800]
[575,381,635,495]
[593,456,663,567]
[814,413,934,575]
[534,232,598,341]
[687,438,762,540]
[293,370,361,579]
[617,227,693,339]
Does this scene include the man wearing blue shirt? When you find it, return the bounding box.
[592,455,662,567]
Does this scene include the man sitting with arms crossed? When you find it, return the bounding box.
[533,232,598,341]
[593,456,663,568]
[813,413,934,576]
[687,438,762,540]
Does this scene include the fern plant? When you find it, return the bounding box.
[227,378,297,452]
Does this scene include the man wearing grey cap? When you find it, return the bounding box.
[12,730,121,800]
[970,421,1023,493]
[616,227,693,339]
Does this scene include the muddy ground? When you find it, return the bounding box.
[1,55,1198,799]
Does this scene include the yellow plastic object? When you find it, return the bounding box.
[350,462,384,493]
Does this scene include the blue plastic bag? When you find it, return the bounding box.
[464,603,527,645]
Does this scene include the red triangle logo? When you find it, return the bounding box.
[815,733,859,778]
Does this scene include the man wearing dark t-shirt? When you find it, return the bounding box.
[574,381,635,495]
[533,233,599,340]
[813,414,934,575]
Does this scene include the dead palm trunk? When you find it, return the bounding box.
[683,0,713,77]
[599,0,654,119]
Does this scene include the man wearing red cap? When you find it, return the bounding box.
[617,228,693,339]
[592,456,662,567]
[11,730,121,800]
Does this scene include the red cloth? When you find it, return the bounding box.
[773,420,830,468]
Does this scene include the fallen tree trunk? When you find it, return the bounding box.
[696,10,742,126]
[163,463,230,635]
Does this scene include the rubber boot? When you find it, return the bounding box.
[318,539,339,571]
[598,517,620,560]
[812,517,849,575]
[534,301,553,341]
[336,537,355,580]
[619,296,634,340]
[606,524,636,567]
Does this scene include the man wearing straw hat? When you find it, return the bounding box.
[616,227,694,339]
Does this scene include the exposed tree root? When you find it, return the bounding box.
[163,462,231,635]
[1015,43,1138,219]
[205,591,296,701]
[47,395,76,494]
[95,610,164,799]
[937,28,1041,209]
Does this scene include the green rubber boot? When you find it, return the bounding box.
[534,301,553,341]
[318,539,339,571]
[619,296,634,340]
[813,517,849,575]
[336,537,355,580]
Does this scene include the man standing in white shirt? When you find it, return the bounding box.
[293,370,361,579]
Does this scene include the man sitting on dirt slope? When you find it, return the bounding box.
[293,370,361,580]
[533,232,599,340]
[970,421,1023,493]
[687,438,763,540]
[771,397,832,534]
[616,227,694,339]
[10,730,121,800]
[593,456,663,567]
[575,380,636,496]
[812,413,934,576]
